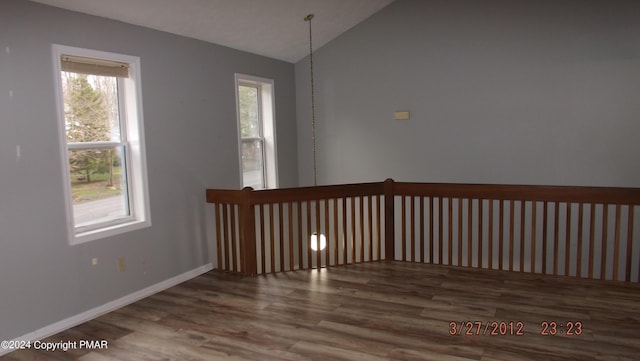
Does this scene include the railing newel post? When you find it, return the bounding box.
[384,178,395,261]
[240,186,258,276]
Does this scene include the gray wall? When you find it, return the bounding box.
[295,0,640,187]
[0,0,297,341]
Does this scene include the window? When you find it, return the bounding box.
[236,75,277,189]
[53,45,150,244]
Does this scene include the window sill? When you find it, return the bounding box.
[71,218,151,245]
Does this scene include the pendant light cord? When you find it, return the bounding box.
[305,14,317,186]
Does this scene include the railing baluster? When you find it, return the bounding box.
[214,203,222,271]
[542,201,548,274]
[439,197,443,265]
[307,201,312,269]
[259,204,266,274]
[420,197,425,263]
[458,198,463,266]
[334,198,339,265]
[626,206,634,282]
[613,204,622,281]
[411,196,415,262]
[430,197,434,264]
[601,204,609,280]
[342,197,348,264]
[589,204,596,279]
[554,201,560,276]
[499,200,504,271]
[269,203,275,273]
[467,198,472,267]
[376,195,382,261]
[279,202,284,273]
[531,201,537,273]
[359,196,365,263]
[577,203,584,278]
[288,202,294,271]
[519,200,525,272]
[402,195,407,262]
[509,200,514,272]
[222,204,229,272]
[316,199,321,269]
[224,205,231,272]
[448,197,453,266]
[297,201,303,271]
[230,204,237,273]
[488,200,493,270]
[325,199,331,266]
[478,199,483,269]
[351,197,356,264]
[565,203,572,276]
[369,195,374,262]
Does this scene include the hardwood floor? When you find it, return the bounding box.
[4,262,640,360]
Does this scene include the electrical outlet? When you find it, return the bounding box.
[91,257,98,266]
[117,257,126,272]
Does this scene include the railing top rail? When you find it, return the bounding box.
[207,180,640,205]
[393,182,640,205]
[249,182,384,203]
[206,188,245,204]
[206,182,384,205]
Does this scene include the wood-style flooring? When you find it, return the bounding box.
[3,261,640,360]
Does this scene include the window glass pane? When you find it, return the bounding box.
[69,146,129,227]
[62,71,121,143]
[239,85,260,138]
[242,139,265,189]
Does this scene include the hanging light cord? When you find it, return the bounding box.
[305,14,317,186]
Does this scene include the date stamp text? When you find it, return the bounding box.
[449,321,584,336]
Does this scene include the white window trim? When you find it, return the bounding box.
[235,74,278,189]
[52,44,151,244]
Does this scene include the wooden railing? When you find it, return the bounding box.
[206,182,387,276]
[206,179,640,282]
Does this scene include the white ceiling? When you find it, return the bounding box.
[29,0,394,63]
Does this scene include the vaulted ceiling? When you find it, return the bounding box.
[30,0,394,63]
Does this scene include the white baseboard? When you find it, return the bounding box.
[0,263,214,357]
